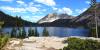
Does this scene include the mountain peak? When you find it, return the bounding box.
[38,13,74,23]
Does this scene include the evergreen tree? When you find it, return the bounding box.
[28,27,35,36]
[18,27,26,38]
[11,27,17,38]
[15,16,23,27]
[42,27,49,36]
[34,27,39,37]
[0,21,4,32]
[28,27,32,36]
[22,27,26,38]
[18,28,22,38]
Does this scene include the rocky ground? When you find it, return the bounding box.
[5,37,68,50]
[4,36,100,50]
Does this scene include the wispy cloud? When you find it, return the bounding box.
[34,0,56,6]
[57,7,73,15]
[22,16,43,22]
[75,8,87,14]
[52,7,58,11]
[0,6,40,13]
[85,1,91,4]
[0,0,13,2]
[28,2,34,7]
[26,6,39,13]
[16,0,27,7]
[0,6,26,13]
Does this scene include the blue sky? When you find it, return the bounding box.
[0,0,100,22]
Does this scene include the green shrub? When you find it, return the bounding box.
[62,38,100,50]
[0,35,9,50]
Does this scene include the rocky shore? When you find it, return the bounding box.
[5,36,100,50]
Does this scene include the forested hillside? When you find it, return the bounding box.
[0,11,37,27]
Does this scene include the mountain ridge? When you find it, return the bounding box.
[38,13,74,23]
[0,11,38,27]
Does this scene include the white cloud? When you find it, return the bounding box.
[85,1,90,4]
[58,7,73,15]
[16,1,40,13]
[52,7,73,15]
[22,16,32,22]
[16,1,27,6]
[34,0,56,6]
[0,5,40,13]
[16,1,24,4]
[22,16,43,22]
[52,7,58,10]
[42,9,46,12]
[28,2,42,7]
[26,7,39,13]
[75,8,87,14]
[0,0,13,2]
[34,4,42,7]
[32,16,44,22]
[0,6,26,13]
[29,2,34,6]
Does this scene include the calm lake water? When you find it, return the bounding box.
[2,27,89,37]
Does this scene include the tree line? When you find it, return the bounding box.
[11,27,49,38]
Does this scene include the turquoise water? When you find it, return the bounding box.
[2,27,89,37]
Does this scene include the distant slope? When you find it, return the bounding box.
[39,19,71,27]
[70,3,100,27]
[0,11,37,27]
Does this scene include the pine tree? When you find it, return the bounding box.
[28,27,32,36]
[28,27,35,36]
[42,27,49,36]
[34,27,39,37]
[22,27,26,38]
[32,29,35,36]
[18,28,22,38]
[11,27,17,38]
[18,27,26,38]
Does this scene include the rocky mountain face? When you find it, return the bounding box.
[37,13,74,27]
[38,13,57,23]
[38,13,73,24]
